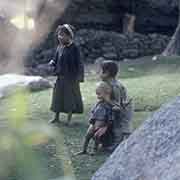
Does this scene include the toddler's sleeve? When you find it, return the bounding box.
[89,104,106,123]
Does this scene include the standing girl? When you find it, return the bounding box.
[49,24,84,125]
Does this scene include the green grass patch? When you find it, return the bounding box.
[119,55,180,78]
[0,55,180,180]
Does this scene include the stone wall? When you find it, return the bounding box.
[75,29,170,63]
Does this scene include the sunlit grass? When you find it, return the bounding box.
[119,55,180,79]
[123,73,180,111]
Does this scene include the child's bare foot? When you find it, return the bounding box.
[48,118,60,124]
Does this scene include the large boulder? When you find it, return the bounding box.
[0,74,52,99]
[92,96,180,180]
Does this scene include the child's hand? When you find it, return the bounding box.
[112,105,121,111]
[48,59,55,66]
[120,98,133,109]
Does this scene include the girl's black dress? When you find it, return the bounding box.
[50,43,84,113]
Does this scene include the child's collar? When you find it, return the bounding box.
[60,41,73,48]
[65,41,73,47]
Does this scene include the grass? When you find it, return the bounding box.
[1,55,180,180]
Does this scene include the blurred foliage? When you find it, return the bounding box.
[0,88,75,180]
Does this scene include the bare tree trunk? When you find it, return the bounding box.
[162,0,180,56]
[122,0,136,34]
[36,0,48,19]
[30,0,70,46]
[123,13,136,34]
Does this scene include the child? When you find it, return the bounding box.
[76,82,114,155]
[49,24,84,125]
[100,60,133,147]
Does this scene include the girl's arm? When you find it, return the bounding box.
[49,46,59,66]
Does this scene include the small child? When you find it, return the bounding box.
[76,81,114,155]
[100,60,133,147]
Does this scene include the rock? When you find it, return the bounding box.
[0,74,52,99]
[103,52,118,60]
[28,78,52,92]
[37,49,54,62]
[60,0,178,34]
[77,30,170,62]
[30,63,55,77]
[92,96,180,180]
[123,49,139,58]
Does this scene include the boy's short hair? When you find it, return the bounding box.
[101,60,119,78]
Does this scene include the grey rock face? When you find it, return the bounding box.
[62,0,178,34]
[92,96,180,180]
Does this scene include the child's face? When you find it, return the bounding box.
[58,31,71,45]
[96,87,109,101]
